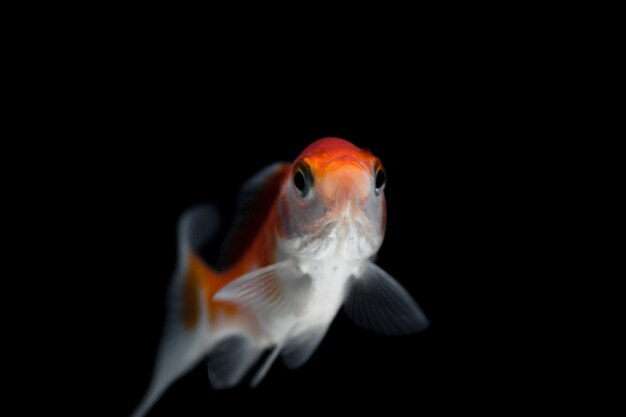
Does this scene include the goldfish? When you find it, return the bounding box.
[131,137,429,417]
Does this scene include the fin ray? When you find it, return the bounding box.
[343,262,429,335]
[250,345,281,387]
[214,261,312,317]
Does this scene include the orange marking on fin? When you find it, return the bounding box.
[182,251,208,329]
[183,250,257,328]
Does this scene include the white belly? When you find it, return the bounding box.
[268,221,373,344]
[263,256,361,344]
[301,257,358,320]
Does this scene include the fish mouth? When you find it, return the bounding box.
[295,211,377,261]
[292,219,338,260]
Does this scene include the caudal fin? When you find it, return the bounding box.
[130,205,221,417]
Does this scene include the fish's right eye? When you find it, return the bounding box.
[293,163,313,199]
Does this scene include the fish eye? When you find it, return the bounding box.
[375,166,386,196]
[293,163,313,198]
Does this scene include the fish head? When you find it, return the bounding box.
[277,138,387,261]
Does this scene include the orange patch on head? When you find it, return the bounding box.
[294,138,380,207]
[296,138,379,176]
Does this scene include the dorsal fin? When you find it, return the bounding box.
[217,162,290,270]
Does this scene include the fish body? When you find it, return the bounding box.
[131,138,428,417]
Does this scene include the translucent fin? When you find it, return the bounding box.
[178,204,221,261]
[130,314,208,417]
[343,262,430,336]
[217,162,290,269]
[250,345,281,387]
[214,261,312,317]
[207,335,263,390]
[281,327,328,370]
[130,205,220,417]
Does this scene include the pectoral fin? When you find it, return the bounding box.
[214,261,312,317]
[344,262,429,335]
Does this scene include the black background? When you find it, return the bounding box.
[8,7,596,412]
[56,50,541,416]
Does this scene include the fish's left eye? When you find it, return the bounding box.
[375,167,386,196]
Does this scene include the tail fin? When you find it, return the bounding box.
[130,205,220,417]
